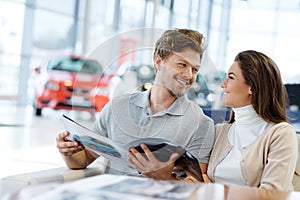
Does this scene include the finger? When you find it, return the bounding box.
[169,153,179,162]
[127,151,146,172]
[141,144,157,161]
[129,147,149,165]
[56,139,78,148]
[127,150,138,164]
[127,152,140,168]
[59,145,84,155]
[184,174,200,183]
[59,143,83,151]
[56,131,69,142]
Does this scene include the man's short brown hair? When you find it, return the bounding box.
[153,28,206,61]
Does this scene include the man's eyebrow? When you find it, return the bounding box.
[184,59,200,69]
[173,52,200,69]
[194,63,200,69]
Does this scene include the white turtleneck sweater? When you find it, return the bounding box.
[214,105,272,186]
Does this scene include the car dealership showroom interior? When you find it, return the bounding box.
[1,0,300,199]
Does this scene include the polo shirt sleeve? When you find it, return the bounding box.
[187,115,215,164]
[92,102,111,138]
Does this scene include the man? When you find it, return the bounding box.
[56,28,214,176]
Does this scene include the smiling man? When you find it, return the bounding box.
[56,28,214,178]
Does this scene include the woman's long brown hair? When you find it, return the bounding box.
[228,50,287,124]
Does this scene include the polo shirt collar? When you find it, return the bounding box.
[130,89,190,116]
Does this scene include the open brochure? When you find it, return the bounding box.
[62,114,203,182]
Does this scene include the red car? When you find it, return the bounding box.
[33,55,112,116]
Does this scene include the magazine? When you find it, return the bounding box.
[62,114,203,182]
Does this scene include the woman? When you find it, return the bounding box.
[128,50,298,191]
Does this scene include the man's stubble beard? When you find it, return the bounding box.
[155,65,193,97]
[154,79,192,98]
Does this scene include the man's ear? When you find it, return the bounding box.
[154,56,162,71]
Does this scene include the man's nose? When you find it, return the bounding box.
[182,67,193,79]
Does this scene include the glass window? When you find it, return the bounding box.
[277,11,300,35]
[153,5,170,28]
[89,0,111,25]
[230,9,275,33]
[84,0,115,53]
[144,1,154,27]
[278,0,299,10]
[226,0,300,84]
[36,0,75,15]
[274,35,300,83]
[197,0,211,33]
[33,9,74,50]
[210,2,223,30]
[232,0,277,10]
[189,0,200,29]
[173,0,190,27]
[0,1,24,97]
[0,3,23,54]
[119,0,145,29]
[48,57,103,75]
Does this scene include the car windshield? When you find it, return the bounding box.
[48,57,103,75]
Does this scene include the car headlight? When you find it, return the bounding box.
[143,82,153,90]
[64,80,73,87]
[136,65,155,79]
[91,87,109,96]
[45,81,60,91]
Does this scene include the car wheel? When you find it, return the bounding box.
[35,107,42,116]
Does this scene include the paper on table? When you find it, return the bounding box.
[17,174,200,200]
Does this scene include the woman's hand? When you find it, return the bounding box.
[128,143,179,180]
[202,174,212,183]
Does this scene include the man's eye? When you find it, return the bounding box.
[178,63,186,67]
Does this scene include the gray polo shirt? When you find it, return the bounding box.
[93,89,214,175]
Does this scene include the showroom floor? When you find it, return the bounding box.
[0,100,95,180]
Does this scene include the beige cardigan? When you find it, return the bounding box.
[207,122,298,191]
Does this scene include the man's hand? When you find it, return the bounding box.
[128,143,179,180]
[56,131,84,156]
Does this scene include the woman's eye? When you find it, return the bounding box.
[178,63,186,67]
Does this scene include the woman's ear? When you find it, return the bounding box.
[249,87,252,95]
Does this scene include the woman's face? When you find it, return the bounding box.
[220,61,252,108]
